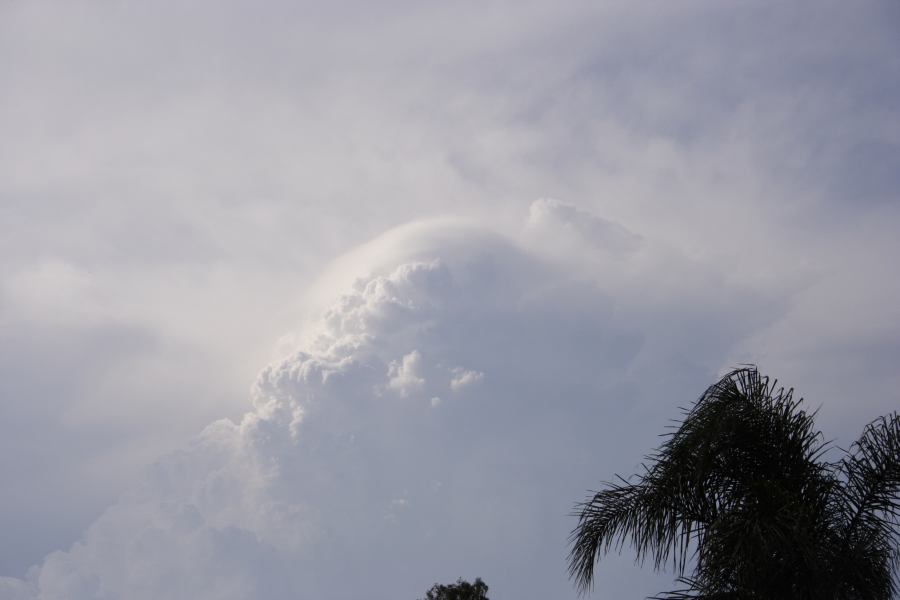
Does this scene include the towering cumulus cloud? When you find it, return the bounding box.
[0,204,775,600]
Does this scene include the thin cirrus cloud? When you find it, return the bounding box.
[0,203,785,600]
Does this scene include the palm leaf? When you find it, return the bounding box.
[568,367,836,598]
[833,413,900,598]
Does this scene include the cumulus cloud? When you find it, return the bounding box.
[449,368,485,393]
[0,209,787,600]
[388,351,427,397]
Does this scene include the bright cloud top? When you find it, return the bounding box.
[0,203,786,600]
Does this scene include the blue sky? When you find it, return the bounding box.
[1,1,899,598]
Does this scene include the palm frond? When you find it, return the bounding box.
[834,413,900,598]
[568,368,900,599]
[568,366,837,598]
[569,475,709,595]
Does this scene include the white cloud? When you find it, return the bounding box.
[449,368,485,393]
[388,351,427,397]
[526,198,641,255]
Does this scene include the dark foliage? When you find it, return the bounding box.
[421,577,489,600]
[569,366,900,599]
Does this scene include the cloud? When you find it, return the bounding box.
[388,351,427,397]
[449,368,485,393]
[1,0,898,596]
[526,198,641,255]
[0,208,789,600]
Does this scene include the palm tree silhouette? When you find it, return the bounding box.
[569,367,900,599]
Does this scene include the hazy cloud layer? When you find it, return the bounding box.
[1,0,898,597]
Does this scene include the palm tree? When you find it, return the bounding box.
[568,366,900,599]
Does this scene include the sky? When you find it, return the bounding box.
[0,1,899,598]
